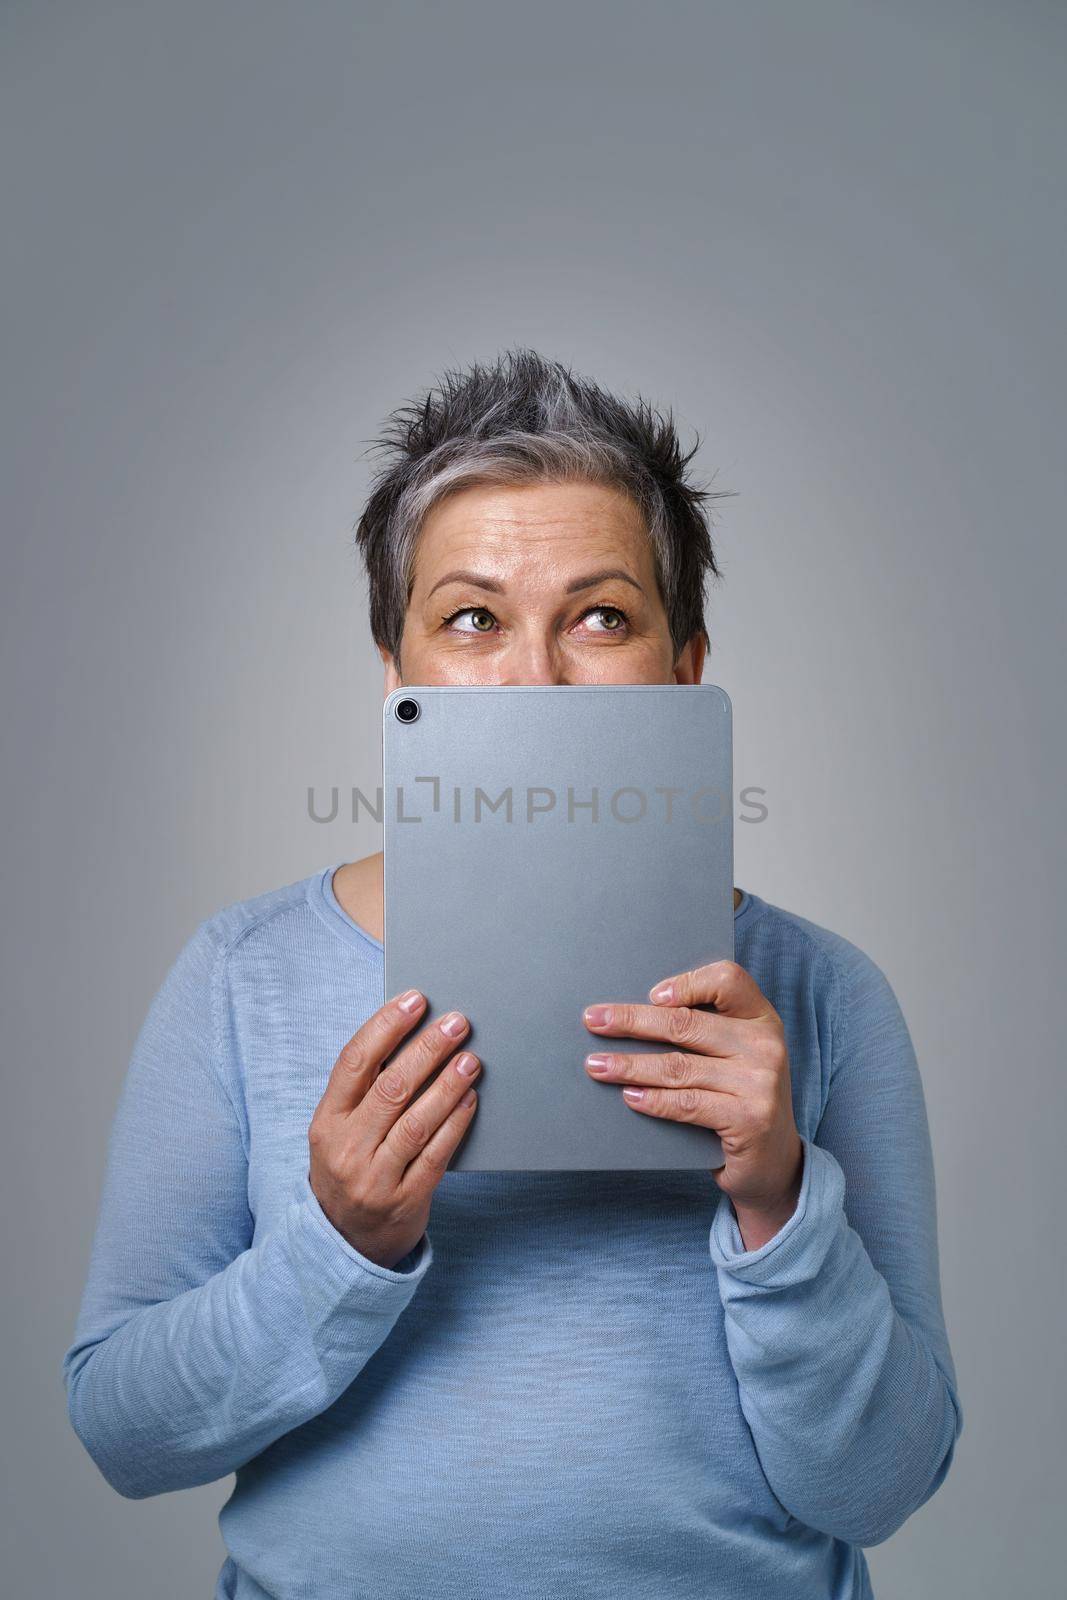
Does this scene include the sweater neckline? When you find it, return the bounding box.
[308,863,765,956]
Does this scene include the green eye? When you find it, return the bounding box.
[443,607,497,633]
[584,605,632,633]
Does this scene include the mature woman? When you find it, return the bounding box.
[63,349,962,1599]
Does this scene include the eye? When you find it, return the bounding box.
[441,606,498,634]
[583,605,629,633]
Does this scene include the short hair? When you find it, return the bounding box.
[353,347,732,670]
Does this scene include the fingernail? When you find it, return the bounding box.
[650,981,674,1004]
[585,1054,611,1074]
[584,1005,612,1027]
[455,1052,480,1077]
[398,989,424,1013]
[439,1011,467,1038]
[623,1086,646,1103]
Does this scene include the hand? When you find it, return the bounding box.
[582,960,804,1251]
[307,990,480,1269]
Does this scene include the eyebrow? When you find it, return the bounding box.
[426,566,646,600]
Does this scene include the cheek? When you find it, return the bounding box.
[581,651,672,688]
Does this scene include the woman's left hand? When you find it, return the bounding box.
[583,960,805,1251]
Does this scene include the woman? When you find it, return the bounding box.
[63,348,962,1598]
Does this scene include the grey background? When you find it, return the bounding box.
[2,1,1063,1595]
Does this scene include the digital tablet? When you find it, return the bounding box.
[382,683,733,1171]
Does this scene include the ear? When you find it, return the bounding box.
[673,631,708,684]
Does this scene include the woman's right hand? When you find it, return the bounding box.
[307,990,480,1269]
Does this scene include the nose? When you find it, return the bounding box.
[500,647,569,687]
[501,666,569,686]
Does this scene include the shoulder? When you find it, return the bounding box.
[141,872,335,1092]
[740,892,907,1061]
[173,871,327,988]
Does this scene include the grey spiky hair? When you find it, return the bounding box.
[353,347,731,667]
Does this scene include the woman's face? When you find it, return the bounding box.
[381,479,707,692]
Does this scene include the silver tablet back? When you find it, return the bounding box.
[383,684,732,1171]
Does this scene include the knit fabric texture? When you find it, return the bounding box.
[63,866,962,1599]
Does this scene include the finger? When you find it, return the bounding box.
[375,1048,482,1184]
[317,989,430,1117]
[583,998,741,1056]
[647,959,778,1023]
[618,1081,736,1134]
[401,1077,480,1195]
[584,1049,745,1097]
[351,1008,472,1155]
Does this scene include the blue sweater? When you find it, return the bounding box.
[63,866,962,1599]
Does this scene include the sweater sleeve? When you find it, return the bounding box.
[707,946,963,1547]
[61,918,433,1501]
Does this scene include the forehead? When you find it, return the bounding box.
[411,479,652,579]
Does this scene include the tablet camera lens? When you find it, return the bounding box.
[395,698,420,724]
